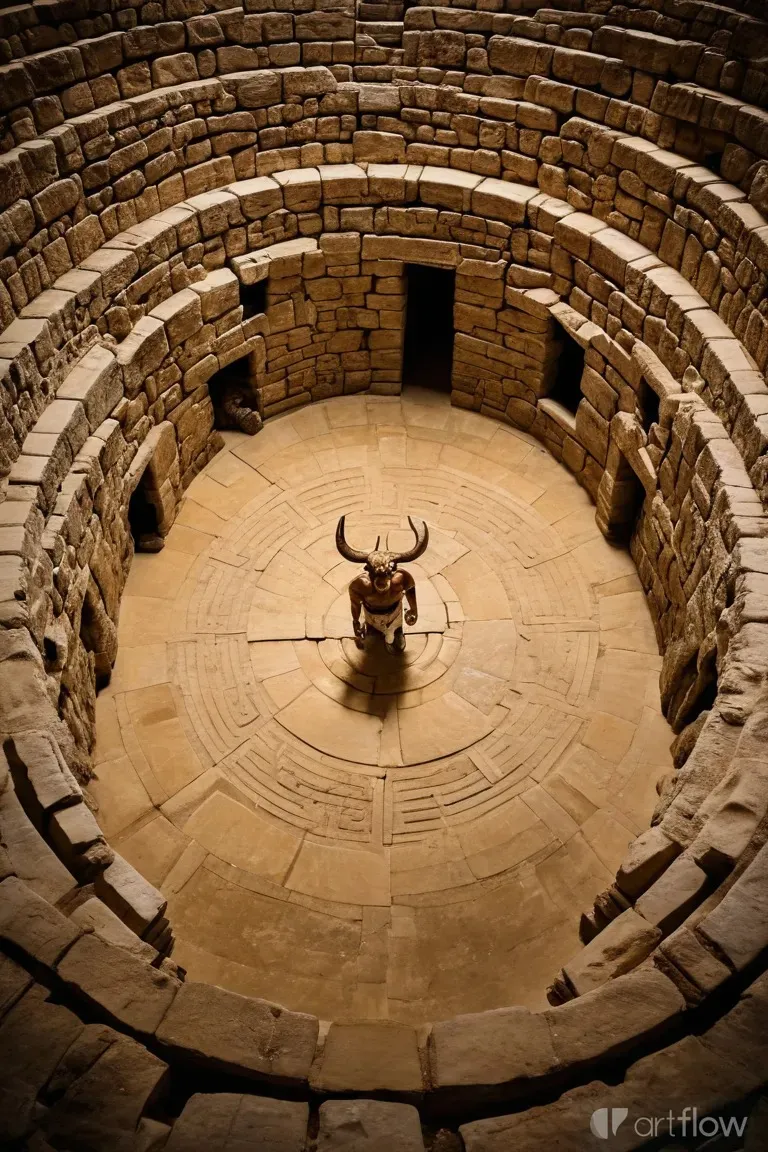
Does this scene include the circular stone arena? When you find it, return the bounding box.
[94,389,670,1019]
[1,0,768,1146]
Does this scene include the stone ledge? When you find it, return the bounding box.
[56,932,180,1038]
[310,1020,424,1097]
[155,980,319,1087]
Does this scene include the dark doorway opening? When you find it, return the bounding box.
[638,375,660,434]
[402,264,455,392]
[128,474,162,553]
[550,329,586,414]
[605,451,647,547]
[241,279,267,319]
[209,357,263,435]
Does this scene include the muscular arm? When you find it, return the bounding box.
[348,578,365,632]
[401,571,417,624]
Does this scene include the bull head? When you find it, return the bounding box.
[336,515,429,576]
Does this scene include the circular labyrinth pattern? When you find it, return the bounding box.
[93,391,673,1021]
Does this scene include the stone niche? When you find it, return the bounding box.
[125,421,182,552]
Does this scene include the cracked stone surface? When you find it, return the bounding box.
[89,390,672,1021]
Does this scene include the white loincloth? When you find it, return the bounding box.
[363,602,403,645]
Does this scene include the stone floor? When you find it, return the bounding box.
[90,390,673,1022]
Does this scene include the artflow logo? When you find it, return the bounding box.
[589,1106,749,1142]
[590,1108,628,1140]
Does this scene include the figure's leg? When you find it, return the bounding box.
[384,606,406,654]
[386,627,406,654]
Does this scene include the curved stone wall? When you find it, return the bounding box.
[1,0,768,1148]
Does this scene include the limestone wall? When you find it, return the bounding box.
[1,0,768,1147]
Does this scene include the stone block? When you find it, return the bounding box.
[283,66,337,98]
[81,247,140,298]
[150,289,204,348]
[430,1006,556,1103]
[0,782,75,904]
[56,932,180,1036]
[32,178,80,226]
[5,731,80,816]
[488,35,553,78]
[32,398,89,459]
[420,166,483,212]
[156,981,318,1086]
[575,398,608,466]
[69,897,157,964]
[698,842,768,971]
[49,801,106,867]
[545,968,684,1069]
[561,909,661,997]
[362,235,458,266]
[190,268,240,321]
[616,826,682,900]
[319,232,361,263]
[166,1093,309,1152]
[460,1033,751,1151]
[43,1030,169,1151]
[700,971,768,1080]
[0,985,84,1145]
[417,30,466,69]
[658,927,731,999]
[472,178,537,225]
[318,1100,425,1151]
[691,754,768,874]
[296,11,354,41]
[0,952,33,1022]
[57,346,122,431]
[0,875,81,969]
[273,167,322,212]
[320,163,368,202]
[358,84,401,114]
[117,316,170,399]
[590,226,649,286]
[635,856,711,935]
[231,175,283,219]
[311,1021,423,1095]
[353,131,406,165]
[93,852,167,937]
[152,53,198,87]
[224,70,282,109]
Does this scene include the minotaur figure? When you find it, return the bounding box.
[336,515,429,653]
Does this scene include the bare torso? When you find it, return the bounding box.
[349,569,415,612]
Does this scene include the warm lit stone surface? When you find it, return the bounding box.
[90,390,672,1021]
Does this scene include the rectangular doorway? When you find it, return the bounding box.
[402,264,455,392]
[549,328,586,414]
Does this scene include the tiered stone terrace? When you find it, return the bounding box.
[1,0,768,1149]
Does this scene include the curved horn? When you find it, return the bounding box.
[335,515,370,564]
[393,516,429,565]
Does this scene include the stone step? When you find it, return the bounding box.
[358,2,404,21]
[363,20,404,45]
